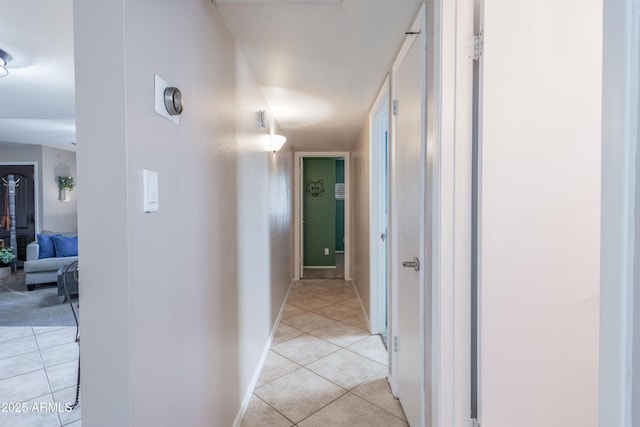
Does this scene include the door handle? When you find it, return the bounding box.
[402,257,420,271]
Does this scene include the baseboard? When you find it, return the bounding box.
[349,278,372,332]
[231,279,295,427]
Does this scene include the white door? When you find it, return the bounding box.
[391,14,425,427]
[370,78,390,340]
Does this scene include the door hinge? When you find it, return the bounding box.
[393,336,399,352]
[470,32,483,60]
[392,99,398,116]
[470,418,480,427]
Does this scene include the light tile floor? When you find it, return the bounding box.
[241,279,408,427]
[0,326,81,427]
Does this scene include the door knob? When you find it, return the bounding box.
[402,257,420,271]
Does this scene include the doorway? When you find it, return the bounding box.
[302,157,344,279]
[294,152,351,281]
[0,164,37,265]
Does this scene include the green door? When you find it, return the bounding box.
[303,158,336,267]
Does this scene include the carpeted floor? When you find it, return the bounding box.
[0,270,78,326]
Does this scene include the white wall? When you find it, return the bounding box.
[74,0,293,425]
[478,0,602,425]
[41,146,77,232]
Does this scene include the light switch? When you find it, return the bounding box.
[324,248,329,255]
[143,170,159,213]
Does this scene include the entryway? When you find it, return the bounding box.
[0,164,37,265]
[294,152,351,281]
[301,157,345,280]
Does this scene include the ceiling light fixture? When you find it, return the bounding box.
[0,49,11,77]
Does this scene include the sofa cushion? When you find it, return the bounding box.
[51,235,78,257]
[41,230,77,238]
[37,234,56,259]
[24,256,78,273]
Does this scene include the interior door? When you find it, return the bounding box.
[302,158,336,268]
[370,84,391,340]
[0,165,36,261]
[391,22,425,427]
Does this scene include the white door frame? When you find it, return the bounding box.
[381,0,474,424]
[0,161,41,235]
[369,76,390,336]
[600,0,640,424]
[427,0,475,425]
[293,152,351,281]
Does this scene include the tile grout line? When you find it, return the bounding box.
[251,392,300,426]
[32,326,63,427]
[348,389,409,424]
[0,342,41,362]
[291,386,350,425]
[346,391,409,424]
[258,352,392,422]
[251,280,396,426]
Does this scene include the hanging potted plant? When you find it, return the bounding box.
[57,176,75,202]
[0,247,15,279]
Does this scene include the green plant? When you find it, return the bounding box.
[57,176,75,191]
[0,247,15,265]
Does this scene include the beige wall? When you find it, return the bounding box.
[74,0,292,425]
[41,146,77,232]
[351,119,371,320]
[0,142,77,233]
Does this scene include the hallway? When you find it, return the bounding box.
[241,279,406,426]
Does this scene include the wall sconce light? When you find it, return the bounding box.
[57,176,75,202]
[0,49,11,77]
[265,134,286,153]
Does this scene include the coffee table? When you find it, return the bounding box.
[57,263,79,303]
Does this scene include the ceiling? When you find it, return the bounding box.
[0,0,422,153]
[214,0,423,150]
[0,0,76,151]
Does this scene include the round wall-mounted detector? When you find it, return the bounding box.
[0,49,11,77]
[164,87,183,116]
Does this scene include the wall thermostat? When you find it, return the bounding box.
[154,75,180,124]
[164,87,183,116]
